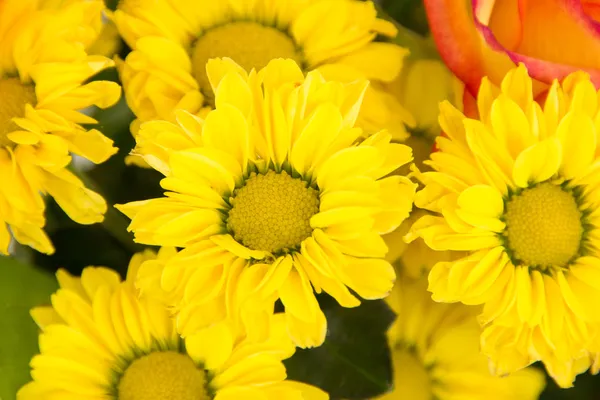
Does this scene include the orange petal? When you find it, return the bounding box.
[474,0,600,86]
[424,0,514,94]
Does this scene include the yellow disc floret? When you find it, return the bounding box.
[191,22,301,101]
[227,170,319,254]
[504,183,583,268]
[118,351,209,400]
[0,78,36,146]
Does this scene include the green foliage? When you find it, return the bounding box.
[285,295,395,399]
[540,370,599,400]
[380,0,429,36]
[0,257,57,399]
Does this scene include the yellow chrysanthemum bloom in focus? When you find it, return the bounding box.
[117,58,417,348]
[377,276,545,400]
[0,0,120,254]
[114,0,413,143]
[18,249,328,400]
[407,64,600,386]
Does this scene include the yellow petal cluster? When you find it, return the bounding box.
[18,249,327,400]
[114,0,413,141]
[117,58,417,348]
[408,64,600,387]
[0,0,120,254]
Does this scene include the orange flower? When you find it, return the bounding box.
[425,0,600,98]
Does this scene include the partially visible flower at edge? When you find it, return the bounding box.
[375,275,546,400]
[384,50,463,172]
[18,248,328,400]
[424,0,600,100]
[407,64,600,387]
[0,0,120,254]
[113,0,414,160]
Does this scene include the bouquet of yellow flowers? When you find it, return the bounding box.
[3,0,600,399]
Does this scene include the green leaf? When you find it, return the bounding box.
[104,0,119,11]
[0,257,57,399]
[284,295,395,400]
[33,222,137,278]
[380,0,429,36]
[375,4,439,62]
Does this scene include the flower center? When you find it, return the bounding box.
[391,349,433,400]
[191,21,302,104]
[504,183,583,268]
[117,351,210,400]
[227,170,319,254]
[0,78,36,147]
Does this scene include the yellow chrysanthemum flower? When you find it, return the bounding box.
[406,64,600,386]
[116,58,416,348]
[378,276,545,400]
[18,249,328,400]
[114,0,413,143]
[0,0,120,254]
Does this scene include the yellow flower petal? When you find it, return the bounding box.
[491,94,535,158]
[557,111,596,180]
[170,148,239,194]
[500,64,533,111]
[316,146,380,190]
[291,103,343,177]
[214,69,253,117]
[214,387,268,400]
[279,268,318,323]
[211,234,267,260]
[273,381,329,400]
[186,322,234,370]
[80,267,121,300]
[285,306,327,349]
[44,170,106,225]
[339,257,395,300]
[457,184,504,217]
[202,104,249,174]
[211,353,286,388]
[512,138,562,188]
[337,42,407,82]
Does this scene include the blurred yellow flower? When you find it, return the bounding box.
[18,249,327,400]
[407,64,600,386]
[389,57,462,138]
[386,55,463,169]
[114,0,413,141]
[117,58,416,348]
[378,276,545,400]
[0,0,120,254]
